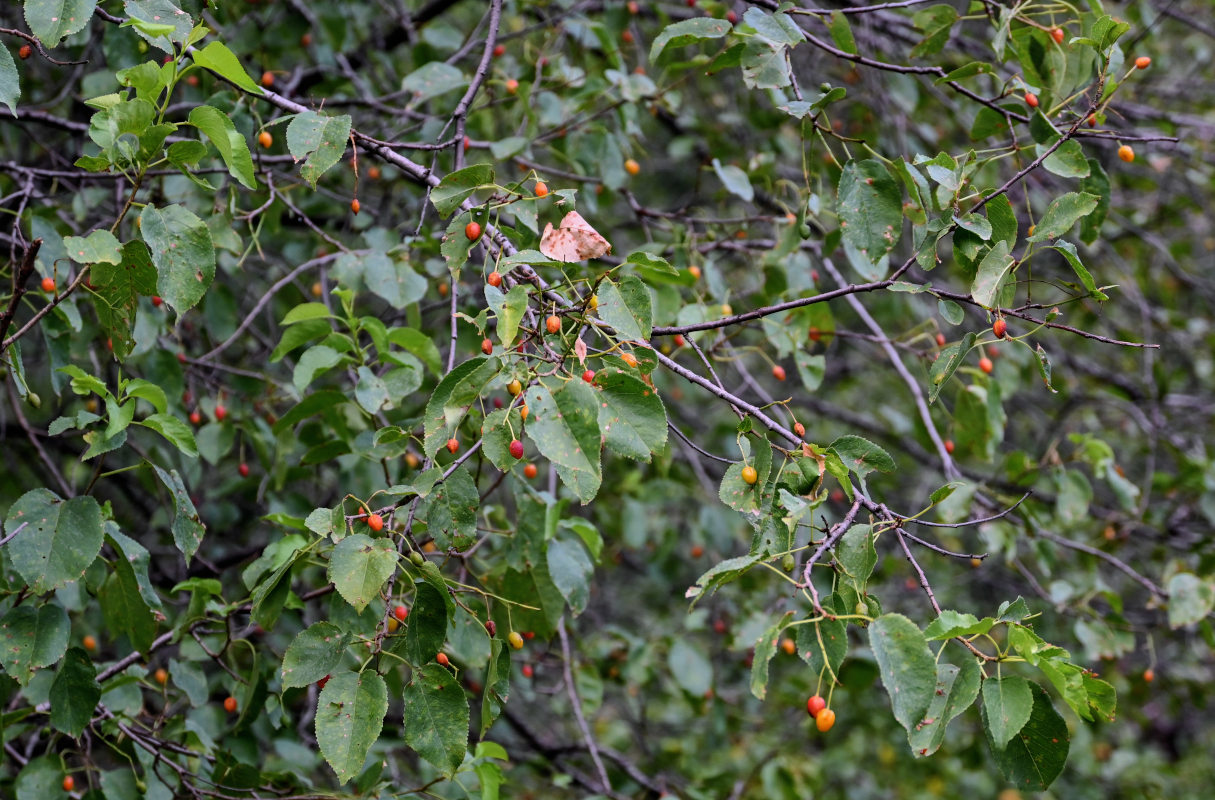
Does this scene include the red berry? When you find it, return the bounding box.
[1143,668,1155,682]
[261,70,274,87]
[487,271,502,287]
[808,326,822,342]
[1025,92,1039,108]
[582,369,595,384]
[41,276,55,292]
[726,10,738,24]
[521,664,534,678]
[523,631,535,640]
[523,463,538,479]
[1051,28,1065,44]
[493,44,506,58]
[215,404,227,422]
[437,652,450,667]
[690,544,704,558]
[350,198,360,215]
[63,776,74,792]
[238,462,250,477]
[481,338,493,355]
[510,439,524,459]
[807,695,827,716]
[992,318,1007,338]
[673,334,685,348]
[394,604,409,621]
[979,356,994,374]
[367,513,384,532]
[505,78,519,94]
[317,674,330,690]
[465,221,482,241]
[486,620,496,636]
[935,332,946,347]
[712,619,727,635]
[151,295,163,307]
[447,437,460,454]
[944,439,955,454]
[224,696,237,713]
[1135,56,1151,70]
[189,411,202,425]
[772,364,786,381]
[19,44,32,60]
[177,351,188,364]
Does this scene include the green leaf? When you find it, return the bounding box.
[490,284,528,348]
[49,646,100,737]
[595,369,667,461]
[25,0,96,46]
[750,611,793,699]
[547,531,593,615]
[189,41,262,95]
[0,603,69,686]
[869,613,936,733]
[99,552,157,652]
[1027,192,1100,243]
[140,413,199,458]
[984,682,1070,791]
[688,555,760,602]
[422,466,478,549]
[0,41,19,115]
[795,615,847,678]
[281,622,352,689]
[151,466,204,561]
[402,663,470,776]
[400,61,467,105]
[828,435,895,481]
[63,230,122,265]
[836,524,877,590]
[740,37,790,89]
[910,5,958,58]
[838,159,902,279]
[970,240,1013,308]
[1078,159,1109,245]
[668,638,713,696]
[982,675,1033,747]
[286,111,354,188]
[480,638,510,737]
[1041,140,1090,179]
[431,164,494,217]
[929,331,977,403]
[187,105,257,189]
[4,489,104,594]
[597,274,653,341]
[354,366,389,414]
[106,527,161,610]
[293,345,344,393]
[122,0,192,52]
[525,379,603,503]
[650,17,732,62]
[711,158,754,202]
[924,609,995,640]
[1047,241,1107,300]
[1167,573,1215,628]
[908,658,981,756]
[140,203,216,313]
[316,671,388,783]
[328,534,398,614]
[423,356,499,457]
[92,240,156,360]
[827,11,857,54]
[399,581,449,664]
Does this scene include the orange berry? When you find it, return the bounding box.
[350,198,360,215]
[19,44,32,60]
[487,271,502,287]
[224,696,237,713]
[772,365,786,381]
[523,463,538,479]
[970,557,982,568]
[935,332,946,347]
[688,265,701,280]
[465,221,482,241]
[944,439,955,454]
[481,338,493,355]
[979,356,994,374]
[507,379,522,396]
[815,708,836,732]
[1051,28,1065,44]
[154,668,168,685]
[446,437,459,454]
[624,158,640,176]
[508,631,524,649]
[437,652,450,667]
[258,130,272,148]
[41,276,55,292]
[992,318,1007,338]
[809,326,822,342]
[1118,145,1135,163]
[690,544,704,558]
[1087,114,1097,127]
[673,334,685,348]
[519,404,529,420]
[367,166,381,180]
[505,78,519,94]
[1025,92,1039,108]
[546,315,561,334]
[1143,668,1155,683]
[437,281,449,296]
[620,352,638,368]
[534,181,549,198]
[793,422,805,438]
[300,32,312,47]
[621,30,634,44]
[83,635,97,652]
[367,513,384,532]
[63,776,75,792]
[261,71,274,87]
[741,465,758,485]
[781,637,796,656]
[1135,56,1151,70]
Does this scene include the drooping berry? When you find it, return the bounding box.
[992,318,1007,338]
[367,513,384,532]
[510,439,524,459]
[465,221,482,241]
[741,465,758,485]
